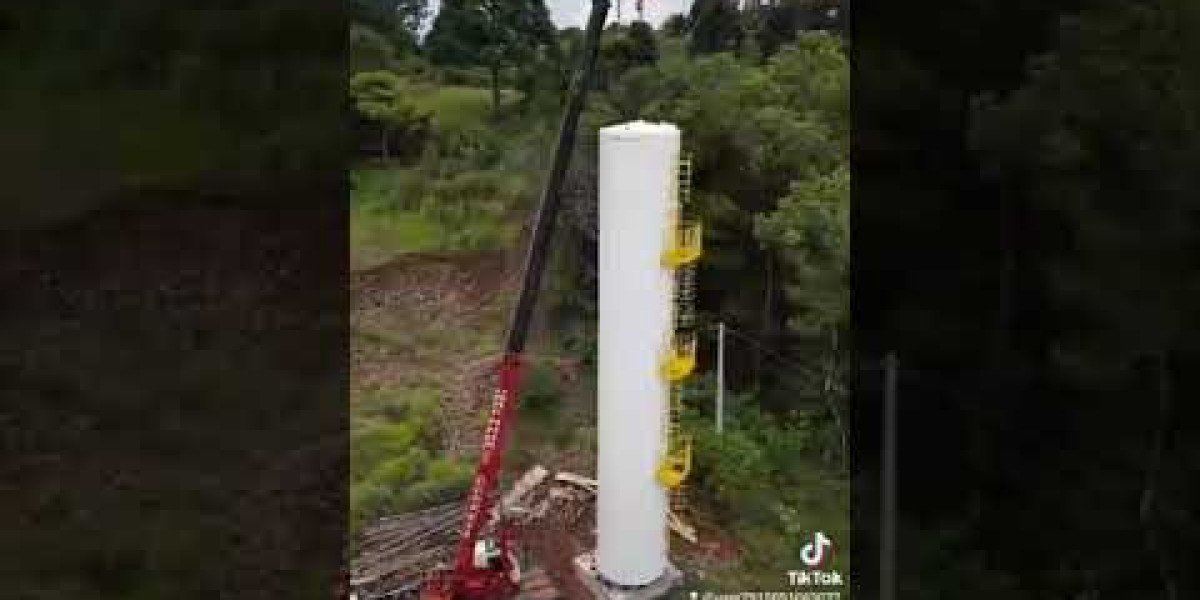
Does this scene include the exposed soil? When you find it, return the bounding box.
[349,248,594,465]
[351,250,518,456]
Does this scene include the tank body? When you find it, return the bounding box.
[595,120,679,587]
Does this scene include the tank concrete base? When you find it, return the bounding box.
[573,552,682,600]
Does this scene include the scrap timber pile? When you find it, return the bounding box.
[351,503,461,599]
[350,467,696,600]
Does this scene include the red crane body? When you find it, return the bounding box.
[421,2,611,600]
[423,355,525,600]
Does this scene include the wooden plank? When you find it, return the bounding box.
[553,470,696,543]
[553,471,597,491]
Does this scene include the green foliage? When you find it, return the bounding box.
[663,13,689,38]
[424,0,490,67]
[597,23,661,90]
[349,386,475,538]
[350,70,432,160]
[350,165,529,266]
[518,361,563,418]
[640,32,847,203]
[351,0,429,39]
[971,0,1200,383]
[852,1,1200,594]
[350,453,474,537]
[627,21,660,66]
[351,421,422,480]
[755,165,849,339]
[419,169,529,250]
[396,458,474,508]
[516,42,571,112]
[695,426,773,515]
[764,35,850,138]
[351,166,428,211]
[351,71,409,121]
[351,22,401,72]
[350,166,443,266]
[356,385,441,425]
[753,0,841,59]
[684,396,850,589]
[410,84,509,143]
[347,71,541,261]
[607,66,669,120]
[424,0,558,111]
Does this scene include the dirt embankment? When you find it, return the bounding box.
[349,248,595,467]
[351,250,518,455]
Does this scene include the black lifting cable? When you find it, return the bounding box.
[701,323,845,423]
[692,320,934,385]
[690,320,827,384]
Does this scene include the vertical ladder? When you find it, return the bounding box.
[658,153,700,519]
[667,387,688,516]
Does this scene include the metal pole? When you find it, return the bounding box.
[882,353,898,600]
[716,322,726,433]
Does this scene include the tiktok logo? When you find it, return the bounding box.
[800,532,833,568]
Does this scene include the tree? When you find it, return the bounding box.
[626,20,660,66]
[351,0,428,55]
[754,164,849,462]
[351,0,429,38]
[662,13,688,37]
[754,0,843,58]
[424,0,557,112]
[351,22,399,72]
[688,0,743,55]
[349,71,430,161]
[755,165,848,349]
[597,22,660,89]
[846,0,1200,594]
[424,0,489,67]
[600,33,848,397]
[969,4,1200,592]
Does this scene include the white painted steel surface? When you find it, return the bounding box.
[595,121,679,587]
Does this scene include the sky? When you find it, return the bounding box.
[423,0,695,31]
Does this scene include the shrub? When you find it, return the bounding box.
[519,361,562,418]
[420,169,529,251]
[356,386,439,429]
[350,71,432,161]
[350,167,428,211]
[368,448,430,489]
[396,458,473,510]
[349,481,391,536]
[350,421,419,480]
[438,66,495,89]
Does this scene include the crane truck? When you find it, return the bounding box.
[420,2,612,599]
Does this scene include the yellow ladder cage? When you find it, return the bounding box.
[656,434,693,489]
[662,221,703,268]
[660,334,698,382]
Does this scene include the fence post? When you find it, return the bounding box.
[882,353,898,600]
[716,322,726,434]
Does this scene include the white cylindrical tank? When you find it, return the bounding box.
[595,120,679,587]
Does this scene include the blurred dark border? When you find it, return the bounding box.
[853,0,1199,597]
[1,3,348,599]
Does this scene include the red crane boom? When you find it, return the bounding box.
[421,2,611,599]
